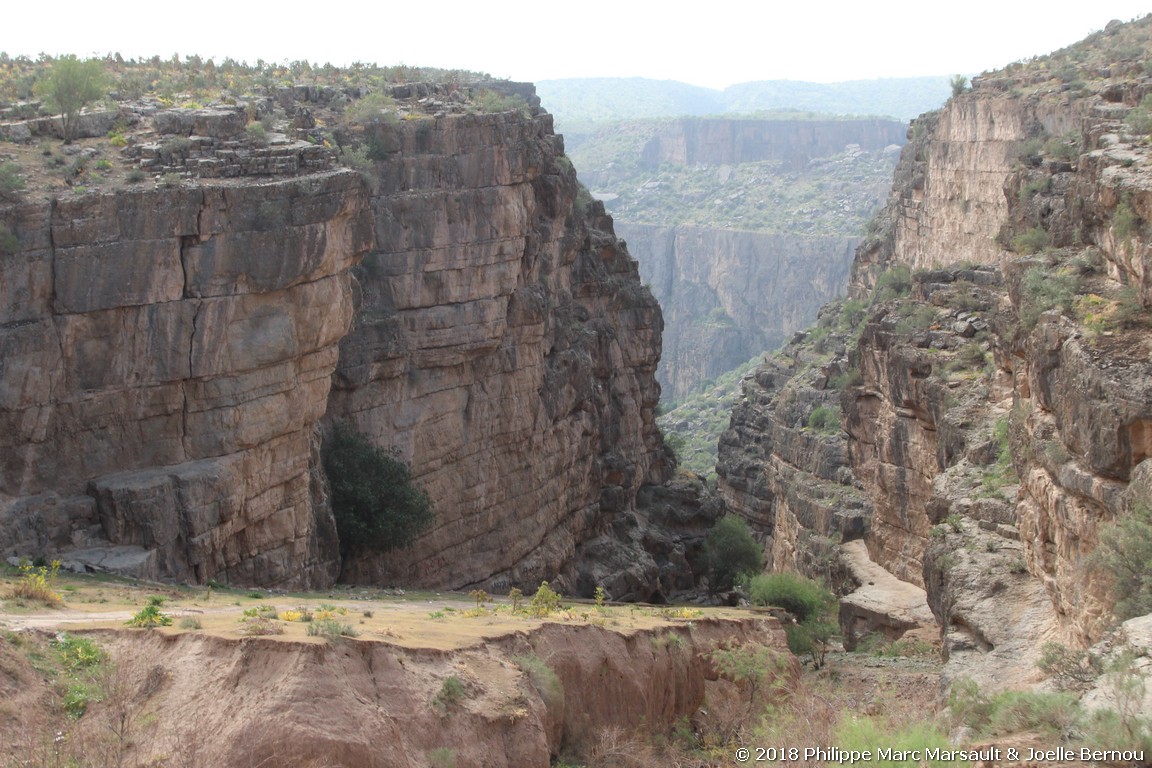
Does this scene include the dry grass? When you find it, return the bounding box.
[8,561,63,607]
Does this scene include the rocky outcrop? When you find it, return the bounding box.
[325,110,668,592]
[638,118,907,171]
[719,16,1152,685]
[0,172,372,587]
[0,84,673,594]
[716,307,870,579]
[620,224,858,401]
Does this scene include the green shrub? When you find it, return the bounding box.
[836,716,959,767]
[528,581,562,617]
[1113,199,1141,243]
[807,405,840,433]
[345,92,398,126]
[949,74,969,98]
[708,642,788,710]
[306,618,358,639]
[873,265,912,302]
[1124,95,1152,138]
[1019,265,1077,329]
[9,559,62,606]
[1092,495,1152,621]
[1037,641,1102,690]
[949,678,1079,738]
[702,516,763,592]
[895,304,937,333]
[1011,226,1052,255]
[748,572,833,623]
[34,55,107,143]
[784,617,838,668]
[321,422,434,556]
[245,122,269,146]
[1018,176,1051,201]
[474,89,529,115]
[125,596,172,628]
[433,676,467,714]
[830,369,862,389]
[52,633,105,671]
[0,162,25,200]
[238,616,284,635]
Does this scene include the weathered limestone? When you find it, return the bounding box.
[621,224,860,401]
[328,111,669,591]
[0,171,373,587]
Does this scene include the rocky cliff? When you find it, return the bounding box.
[326,108,670,593]
[1,172,372,588]
[718,16,1152,683]
[573,117,902,402]
[0,82,677,594]
[620,224,859,400]
[637,118,908,171]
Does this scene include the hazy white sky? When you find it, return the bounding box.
[5,2,1151,89]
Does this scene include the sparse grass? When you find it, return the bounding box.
[515,653,564,710]
[306,618,358,639]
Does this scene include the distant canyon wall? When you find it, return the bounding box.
[618,223,858,401]
[640,118,908,170]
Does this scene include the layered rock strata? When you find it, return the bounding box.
[327,110,669,591]
[1,84,674,593]
[0,171,373,587]
[621,224,859,401]
[718,17,1152,682]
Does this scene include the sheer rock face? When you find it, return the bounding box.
[638,118,907,170]
[0,171,373,587]
[619,224,859,401]
[719,20,1152,680]
[1,102,671,593]
[326,111,669,591]
[715,315,870,579]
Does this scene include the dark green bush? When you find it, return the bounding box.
[1011,226,1052,255]
[702,516,762,592]
[321,422,434,556]
[748,572,833,622]
[750,572,837,667]
[1092,495,1152,621]
[873,265,912,303]
[807,406,840,433]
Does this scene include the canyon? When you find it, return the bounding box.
[718,16,1152,686]
[571,117,905,401]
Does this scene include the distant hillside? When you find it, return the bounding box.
[537,76,951,141]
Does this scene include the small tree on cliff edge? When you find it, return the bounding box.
[321,422,434,556]
[34,56,107,143]
[703,515,763,593]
